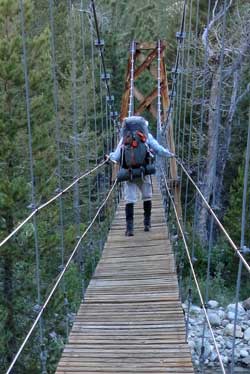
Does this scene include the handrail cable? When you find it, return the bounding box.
[176,159,250,274]
[161,167,226,374]
[0,161,107,249]
[5,179,117,374]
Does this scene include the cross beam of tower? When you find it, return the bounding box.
[120,41,182,221]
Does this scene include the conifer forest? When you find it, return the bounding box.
[0,0,250,373]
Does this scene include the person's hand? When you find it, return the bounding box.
[104,154,111,164]
[168,152,175,158]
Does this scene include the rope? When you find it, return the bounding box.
[68,1,83,283]
[162,0,187,135]
[157,40,162,140]
[231,108,250,373]
[90,11,98,164]
[48,0,68,338]
[161,167,226,374]
[0,161,107,249]
[5,179,117,374]
[176,159,250,274]
[90,0,118,127]
[128,40,136,118]
[19,0,47,371]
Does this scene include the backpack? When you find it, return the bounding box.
[120,116,149,169]
[116,116,155,182]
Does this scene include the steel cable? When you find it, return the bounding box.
[20,0,47,371]
[161,166,226,374]
[5,179,117,374]
[176,159,250,274]
[90,0,118,127]
[162,0,187,135]
[0,161,107,249]
[231,108,250,374]
[128,40,136,118]
[48,0,69,338]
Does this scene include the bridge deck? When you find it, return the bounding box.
[56,180,194,373]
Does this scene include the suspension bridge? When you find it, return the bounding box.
[1,0,250,374]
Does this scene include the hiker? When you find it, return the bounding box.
[107,116,174,236]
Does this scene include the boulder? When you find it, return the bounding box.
[190,305,202,316]
[244,327,250,341]
[208,300,219,309]
[218,310,226,320]
[224,323,243,338]
[208,311,221,327]
[227,303,245,315]
[240,349,249,358]
[227,311,236,321]
[243,297,250,311]
[242,356,250,366]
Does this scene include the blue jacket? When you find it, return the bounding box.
[109,133,174,162]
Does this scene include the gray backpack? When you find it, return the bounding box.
[117,116,155,182]
[120,117,149,169]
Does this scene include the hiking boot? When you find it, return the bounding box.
[125,203,134,236]
[144,200,152,232]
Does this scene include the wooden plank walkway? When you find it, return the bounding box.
[56,180,194,374]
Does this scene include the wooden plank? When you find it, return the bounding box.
[56,178,194,374]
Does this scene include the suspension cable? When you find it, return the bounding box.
[162,0,187,135]
[231,108,250,373]
[0,161,107,249]
[90,0,118,127]
[19,0,47,371]
[161,167,226,374]
[157,40,162,140]
[176,159,250,274]
[48,0,68,339]
[5,179,117,374]
[128,40,136,118]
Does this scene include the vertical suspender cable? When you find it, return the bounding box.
[177,0,192,302]
[183,0,199,228]
[176,31,186,158]
[19,0,47,372]
[198,2,213,367]
[128,40,136,118]
[68,1,84,295]
[80,0,92,226]
[180,0,193,170]
[48,0,69,338]
[89,12,101,259]
[90,13,98,164]
[162,0,187,136]
[183,0,197,342]
[199,1,228,369]
[231,108,250,374]
[157,40,162,141]
[79,2,93,286]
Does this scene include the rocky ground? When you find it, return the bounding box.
[183,298,250,370]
